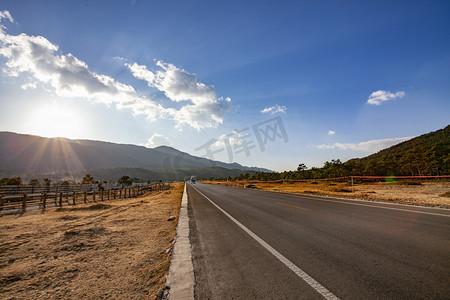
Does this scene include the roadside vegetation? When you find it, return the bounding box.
[213,125,449,182]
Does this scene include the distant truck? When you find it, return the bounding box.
[190,175,197,184]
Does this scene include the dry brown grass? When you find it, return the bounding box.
[204,180,450,208]
[0,183,183,300]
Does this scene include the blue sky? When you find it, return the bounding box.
[0,1,449,172]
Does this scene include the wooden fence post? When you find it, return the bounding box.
[84,192,87,204]
[101,190,104,201]
[22,194,27,212]
[119,189,122,198]
[59,193,63,207]
[0,195,3,211]
[113,190,116,199]
[107,190,110,200]
[73,192,76,205]
[42,193,47,211]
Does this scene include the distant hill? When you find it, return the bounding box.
[0,132,271,181]
[230,125,450,181]
[345,125,450,176]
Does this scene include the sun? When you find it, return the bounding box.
[25,102,87,139]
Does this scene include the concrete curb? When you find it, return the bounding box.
[167,183,194,299]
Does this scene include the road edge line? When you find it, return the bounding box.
[191,184,340,300]
[167,183,194,299]
[266,190,450,217]
[262,189,450,212]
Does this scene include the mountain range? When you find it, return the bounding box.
[0,132,271,182]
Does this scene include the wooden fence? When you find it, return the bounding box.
[0,183,170,213]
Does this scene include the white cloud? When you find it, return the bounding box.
[316,136,414,152]
[0,10,14,23]
[211,131,246,149]
[126,62,155,83]
[328,130,335,135]
[0,24,136,105]
[367,90,405,105]
[144,133,172,148]
[260,104,287,115]
[21,82,37,90]
[0,12,231,131]
[126,61,231,130]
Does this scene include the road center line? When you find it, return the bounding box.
[191,184,339,300]
[274,201,309,211]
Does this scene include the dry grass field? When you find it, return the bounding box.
[0,183,183,300]
[206,180,450,208]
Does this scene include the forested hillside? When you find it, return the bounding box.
[347,125,449,176]
[232,125,450,181]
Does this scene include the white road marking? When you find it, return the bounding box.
[191,184,340,300]
[281,193,450,217]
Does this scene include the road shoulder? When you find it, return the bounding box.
[167,183,195,299]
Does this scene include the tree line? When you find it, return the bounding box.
[0,174,148,187]
[222,125,450,181]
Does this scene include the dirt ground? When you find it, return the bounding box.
[0,183,183,300]
[206,180,450,208]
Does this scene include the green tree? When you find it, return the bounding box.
[296,163,307,179]
[81,174,95,184]
[297,163,307,172]
[118,175,132,187]
[29,179,40,186]
[0,177,23,185]
[97,182,105,191]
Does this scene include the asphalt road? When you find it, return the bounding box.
[187,183,450,299]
